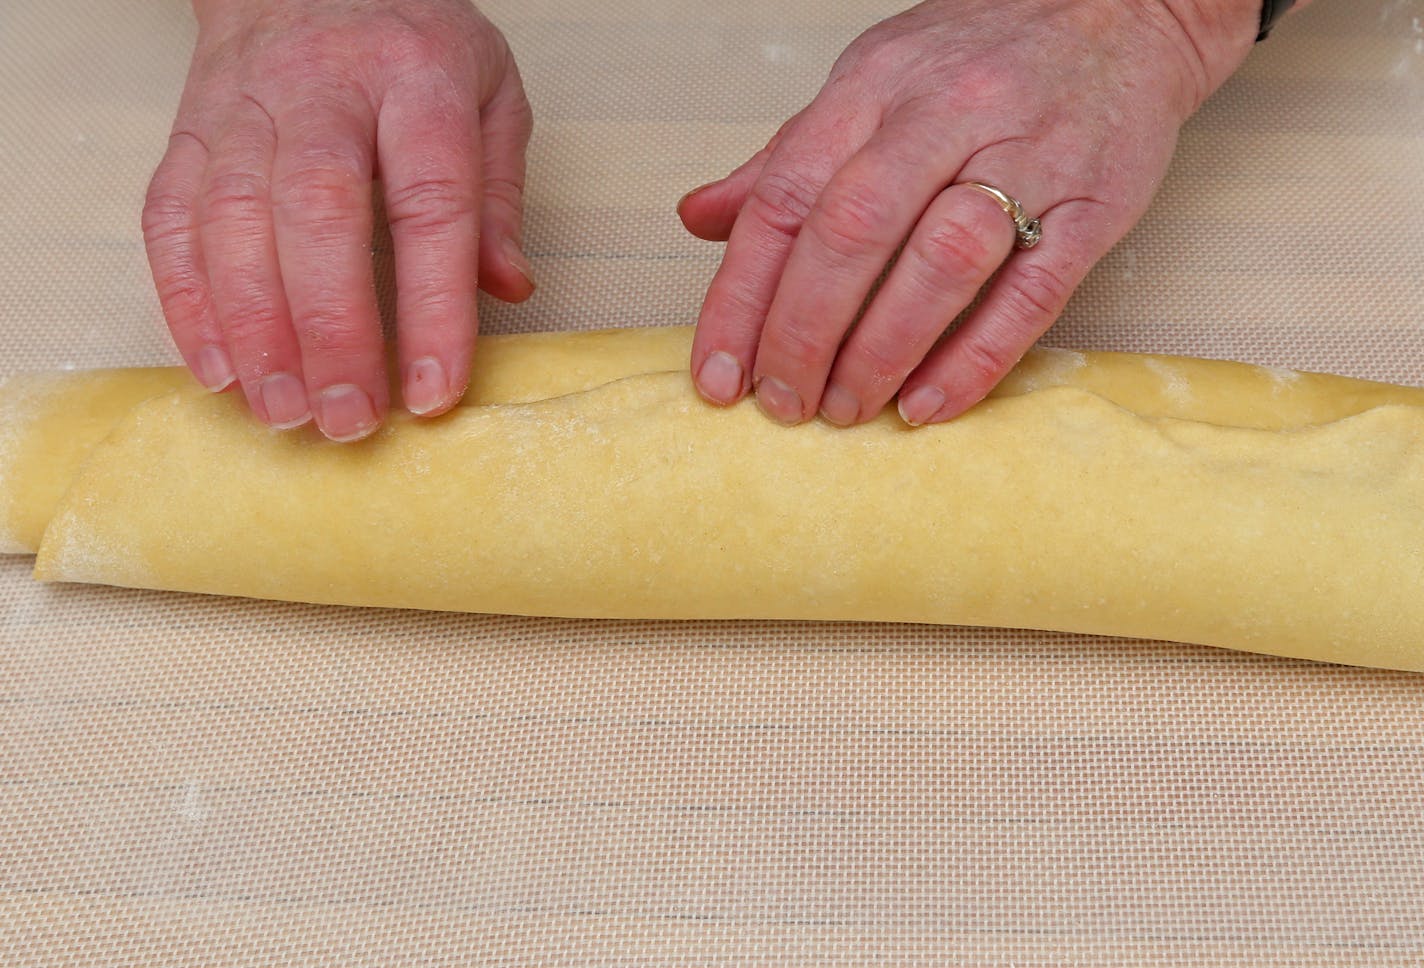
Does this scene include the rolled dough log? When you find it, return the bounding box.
[5,326,1424,671]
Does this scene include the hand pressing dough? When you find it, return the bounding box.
[8,326,1424,672]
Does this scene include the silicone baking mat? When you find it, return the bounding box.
[2,0,1422,963]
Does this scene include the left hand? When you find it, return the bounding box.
[678,0,1256,426]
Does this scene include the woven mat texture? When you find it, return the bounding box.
[2,0,1423,964]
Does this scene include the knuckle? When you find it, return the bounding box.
[764,322,835,371]
[296,308,368,353]
[748,167,822,238]
[400,292,472,333]
[707,283,769,329]
[1000,262,1073,323]
[949,63,1011,108]
[503,90,535,131]
[219,299,287,346]
[957,336,1017,388]
[482,174,525,212]
[274,167,367,226]
[463,20,514,78]
[831,31,873,70]
[380,27,446,71]
[152,274,210,324]
[857,36,915,80]
[141,188,191,245]
[385,175,477,228]
[199,170,268,224]
[809,183,889,261]
[834,27,902,78]
[916,219,999,285]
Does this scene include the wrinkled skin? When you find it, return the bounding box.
[145,0,1272,440]
[143,0,534,441]
[680,0,1260,426]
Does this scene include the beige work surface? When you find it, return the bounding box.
[3,0,1422,963]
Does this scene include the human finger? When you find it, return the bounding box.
[198,99,311,428]
[142,132,233,392]
[377,79,481,418]
[818,183,1034,426]
[690,107,880,408]
[271,94,385,442]
[677,122,793,241]
[473,62,536,304]
[750,117,975,425]
[898,205,1092,425]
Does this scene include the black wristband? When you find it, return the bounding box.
[1257,0,1297,41]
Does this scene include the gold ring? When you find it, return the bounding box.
[960,182,1042,249]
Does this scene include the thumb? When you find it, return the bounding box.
[677,119,796,241]
[477,64,535,302]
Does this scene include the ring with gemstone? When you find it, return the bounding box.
[960,182,1042,249]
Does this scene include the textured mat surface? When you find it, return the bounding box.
[2,0,1423,963]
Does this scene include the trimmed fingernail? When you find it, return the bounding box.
[819,382,860,426]
[503,239,535,289]
[696,351,744,405]
[678,180,719,207]
[404,356,449,416]
[898,386,945,427]
[317,384,378,442]
[196,344,236,392]
[258,372,311,430]
[755,375,804,425]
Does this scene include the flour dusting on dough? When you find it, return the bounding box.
[1014,347,1087,391]
[42,501,153,587]
[1144,358,1193,407]
[1261,365,1303,395]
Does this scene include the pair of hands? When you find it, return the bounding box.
[144,0,1258,441]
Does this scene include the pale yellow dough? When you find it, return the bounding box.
[0,327,691,552]
[4,326,1424,672]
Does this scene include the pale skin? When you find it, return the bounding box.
[144,0,1310,441]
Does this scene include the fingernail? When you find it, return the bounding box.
[695,351,744,404]
[317,384,378,442]
[196,344,236,392]
[819,382,860,426]
[258,372,311,430]
[755,375,804,425]
[404,356,449,416]
[503,239,535,289]
[678,180,719,208]
[898,386,945,427]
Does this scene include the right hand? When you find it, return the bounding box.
[143,0,534,442]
